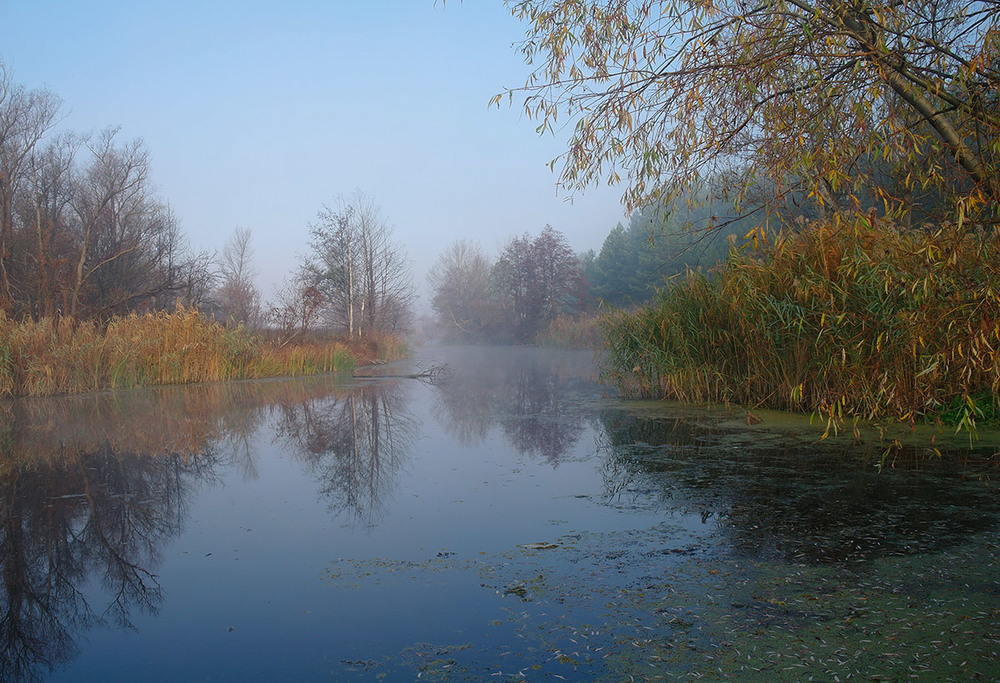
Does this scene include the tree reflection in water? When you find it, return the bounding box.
[0,412,215,681]
[0,376,414,682]
[597,409,1000,565]
[274,380,415,525]
[432,347,600,464]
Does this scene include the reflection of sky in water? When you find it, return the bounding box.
[8,346,999,681]
[41,350,699,682]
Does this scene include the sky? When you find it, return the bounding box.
[1,0,629,305]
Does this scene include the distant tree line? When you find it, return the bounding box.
[428,225,586,344]
[582,200,750,308]
[427,200,749,344]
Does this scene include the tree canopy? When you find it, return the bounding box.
[501,0,1000,225]
[494,225,585,340]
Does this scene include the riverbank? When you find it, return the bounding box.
[600,218,1000,434]
[0,306,407,397]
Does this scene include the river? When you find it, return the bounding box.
[1,346,998,681]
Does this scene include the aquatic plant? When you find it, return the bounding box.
[538,313,601,349]
[0,306,392,397]
[601,217,1000,431]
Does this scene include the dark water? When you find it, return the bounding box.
[2,346,998,682]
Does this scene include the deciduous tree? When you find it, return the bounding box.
[215,226,261,327]
[301,191,414,338]
[493,225,584,342]
[427,239,498,341]
[0,64,213,321]
[67,128,157,317]
[16,133,78,318]
[0,62,62,310]
[501,0,1000,224]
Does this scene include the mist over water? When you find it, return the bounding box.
[1,346,997,681]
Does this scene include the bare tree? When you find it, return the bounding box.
[0,61,62,311]
[146,205,216,312]
[66,128,151,317]
[172,241,217,312]
[0,64,215,321]
[15,132,80,318]
[301,190,414,338]
[267,280,324,347]
[427,238,498,341]
[215,226,261,327]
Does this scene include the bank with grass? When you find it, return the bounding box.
[0,306,407,397]
[600,218,1000,434]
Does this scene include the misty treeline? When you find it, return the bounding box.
[428,226,585,344]
[0,62,414,341]
[428,204,743,344]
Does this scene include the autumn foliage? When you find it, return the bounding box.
[505,0,1000,225]
[601,218,1000,431]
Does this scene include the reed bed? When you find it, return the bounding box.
[539,313,602,349]
[0,306,362,397]
[601,217,1000,432]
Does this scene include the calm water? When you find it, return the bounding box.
[2,346,998,681]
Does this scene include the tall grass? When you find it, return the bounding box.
[539,313,602,349]
[0,306,367,397]
[601,217,1000,432]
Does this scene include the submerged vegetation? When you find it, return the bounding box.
[0,306,405,397]
[602,218,1000,430]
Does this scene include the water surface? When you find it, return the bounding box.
[2,346,998,681]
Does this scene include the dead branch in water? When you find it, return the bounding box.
[353,362,452,386]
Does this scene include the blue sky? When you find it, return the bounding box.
[1,0,627,302]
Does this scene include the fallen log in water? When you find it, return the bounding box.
[353,362,452,385]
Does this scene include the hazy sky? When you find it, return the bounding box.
[1,0,627,303]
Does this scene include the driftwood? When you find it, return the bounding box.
[353,362,452,385]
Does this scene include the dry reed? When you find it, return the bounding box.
[0,306,364,397]
[539,313,602,349]
[601,217,1000,433]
